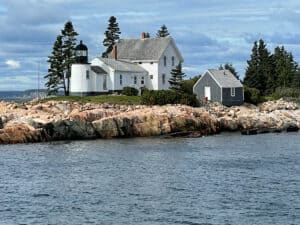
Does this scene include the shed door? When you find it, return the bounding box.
[204,86,211,100]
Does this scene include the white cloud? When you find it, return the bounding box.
[5,59,20,69]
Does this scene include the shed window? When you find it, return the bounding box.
[86,70,90,80]
[172,56,175,66]
[231,87,236,97]
[120,74,123,86]
[134,76,137,84]
[162,74,166,84]
[164,56,167,66]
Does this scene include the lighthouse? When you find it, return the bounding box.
[70,40,92,96]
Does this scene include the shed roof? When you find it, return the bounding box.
[97,57,147,73]
[207,69,243,88]
[108,37,183,61]
[91,66,107,74]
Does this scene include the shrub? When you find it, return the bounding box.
[272,87,300,98]
[141,90,199,107]
[122,86,139,96]
[244,85,264,105]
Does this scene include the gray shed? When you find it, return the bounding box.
[193,69,244,106]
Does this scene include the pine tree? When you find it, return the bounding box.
[61,21,78,96]
[224,63,239,80]
[219,63,239,80]
[244,40,272,94]
[44,21,78,96]
[244,41,259,89]
[169,63,186,91]
[102,16,121,57]
[45,35,64,95]
[156,24,170,37]
[272,46,297,88]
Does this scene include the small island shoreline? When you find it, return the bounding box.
[0,99,299,144]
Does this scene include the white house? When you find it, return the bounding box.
[70,33,184,96]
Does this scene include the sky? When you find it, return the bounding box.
[1,0,300,91]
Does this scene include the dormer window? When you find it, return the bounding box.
[164,56,167,66]
[172,56,175,66]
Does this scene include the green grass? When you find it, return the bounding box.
[41,95,141,105]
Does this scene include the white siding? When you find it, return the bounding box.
[157,43,182,90]
[71,64,108,93]
[138,62,158,90]
[70,64,92,93]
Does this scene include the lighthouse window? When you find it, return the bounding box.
[164,56,167,66]
[120,74,123,86]
[150,75,153,79]
[172,56,175,66]
[86,70,90,80]
[77,50,87,57]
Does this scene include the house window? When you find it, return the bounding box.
[172,56,175,66]
[150,62,153,64]
[150,75,153,79]
[103,76,107,90]
[164,56,167,66]
[141,77,144,85]
[139,62,142,64]
[120,74,123,86]
[162,74,166,84]
[231,87,236,97]
[86,70,90,80]
[134,76,137,84]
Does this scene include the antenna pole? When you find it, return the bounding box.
[37,62,40,100]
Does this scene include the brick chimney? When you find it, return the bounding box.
[113,45,117,60]
[141,32,146,39]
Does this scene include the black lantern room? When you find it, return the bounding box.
[75,40,88,64]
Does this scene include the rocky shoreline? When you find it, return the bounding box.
[0,99,299,144]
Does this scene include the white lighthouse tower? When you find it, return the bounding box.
[70,40,92,96]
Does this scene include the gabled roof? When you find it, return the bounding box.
[108,37,183,61]
[97,57,147,73]
[207,69,243,88]
[91,66,107,74]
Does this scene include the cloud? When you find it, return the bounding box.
[1,0,300,89]
[5,59,20,69]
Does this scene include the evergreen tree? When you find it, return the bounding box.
[244,41,259,89]
[61,21,78,96]
[45,35,64,95]
[44,21,78,96]
[272,46,297,88]
[257,39,273,94]
[292,68,300,88]
[102,16,121,57]
[219,63,239,80]
[244,40,272,94]
[156,24,170,37]
[169,63,186,91]
[224,63,239,80]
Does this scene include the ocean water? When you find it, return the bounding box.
[0,133,299,225]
